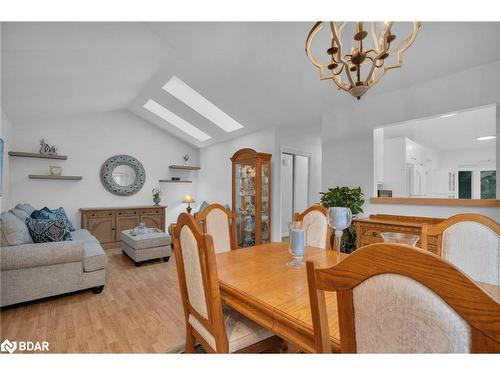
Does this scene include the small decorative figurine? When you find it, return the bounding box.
[48,166,62,176]
[39,139,58,155]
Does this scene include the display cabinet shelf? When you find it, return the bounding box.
[9,151,67,160]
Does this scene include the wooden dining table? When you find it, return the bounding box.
[216,242,500,353]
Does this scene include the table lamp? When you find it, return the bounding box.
[183,194,195,214]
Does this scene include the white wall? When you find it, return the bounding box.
[9,110,199,228]
[322,60,500,221]
[439,147,496,169]
[197,127,279,239]
[0,110,13,211]
[198,121,323,242]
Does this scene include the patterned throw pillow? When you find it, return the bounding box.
[31,207,75,232]
[25,218,72,243]
[50,207,76,232]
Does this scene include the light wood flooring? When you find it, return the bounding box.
[0,247,186,353]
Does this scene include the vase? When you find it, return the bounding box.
[153,197,161,206]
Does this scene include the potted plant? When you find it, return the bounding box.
[319,186,364,253]
[152,188,161,206]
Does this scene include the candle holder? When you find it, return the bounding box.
[287,221,308,269]
[328,207,353,260]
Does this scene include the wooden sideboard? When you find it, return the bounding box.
[354,214,445,254]
[80,205,166,249]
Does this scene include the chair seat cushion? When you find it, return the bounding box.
[188,305,273,353]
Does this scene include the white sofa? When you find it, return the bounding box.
[0,207,107,307]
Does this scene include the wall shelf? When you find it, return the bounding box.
[159,179,192,183]
[168,165,200,171]
[28,175,83,181]
[9,151,68,160]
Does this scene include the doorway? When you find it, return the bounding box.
[281,151,310,239]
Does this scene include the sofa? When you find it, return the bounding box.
[1,205,107,307]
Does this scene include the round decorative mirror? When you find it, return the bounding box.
[100,155,145,196]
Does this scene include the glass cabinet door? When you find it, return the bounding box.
[235,162,257,247]
[261,161,270,243]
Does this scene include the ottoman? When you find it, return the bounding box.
[121,229,172,267]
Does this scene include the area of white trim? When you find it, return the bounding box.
[143,99,211,142]
[163,76,244,133]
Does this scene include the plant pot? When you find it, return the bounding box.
[153,197,161,206]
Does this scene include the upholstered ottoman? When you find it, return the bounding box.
[121,229,171,267]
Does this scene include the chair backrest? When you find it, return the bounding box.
[306,243,500,353]
[294,205,330,250]
[195,203,237,253]
[427,213,500,285]
[172,213,229,352]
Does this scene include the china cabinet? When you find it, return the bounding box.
[231,148,272,247]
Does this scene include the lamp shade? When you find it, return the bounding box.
[183,194,195,204]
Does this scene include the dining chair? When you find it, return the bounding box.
[294,205,330,250]
[306,243,500,353]
[426,213,500,285]
[194,203,237,253]
[172,213,280,353]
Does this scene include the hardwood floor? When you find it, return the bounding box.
[0,248,186,353]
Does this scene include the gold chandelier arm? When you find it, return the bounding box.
[370,22,380,52]
[305,22,328,68]
[330,21,355,88]
[384,21,421,70]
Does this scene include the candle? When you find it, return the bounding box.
[291,228,305,256]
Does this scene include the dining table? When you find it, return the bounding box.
[215,242,500,353]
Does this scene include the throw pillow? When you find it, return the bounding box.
[14,203,36,216]
[198,200,210,213]
[25,218,72,243]
[31,207,75,232]
[50,207,76,232]
[9,208,30,222]
[0,211,34,245]
[30,207,52,220]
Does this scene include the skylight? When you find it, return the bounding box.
[163,76,244,133]
[143,99,211,142]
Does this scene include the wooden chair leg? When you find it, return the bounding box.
[185,325,195,353]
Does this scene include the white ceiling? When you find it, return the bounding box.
[383,104,497,151]
[2,22,500,147]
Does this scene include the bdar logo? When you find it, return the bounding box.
[1,339,17,354]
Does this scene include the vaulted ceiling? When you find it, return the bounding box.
[2,22,500,147]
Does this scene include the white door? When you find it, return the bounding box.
[281,154,294,237]
[293,155,309,214]
[280,152,310,238]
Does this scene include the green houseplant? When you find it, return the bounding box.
[319,186,364,253]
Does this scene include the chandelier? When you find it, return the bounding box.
[305,22,421,99]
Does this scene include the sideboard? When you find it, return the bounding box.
[354,214,445,254]
[80,205,166,249]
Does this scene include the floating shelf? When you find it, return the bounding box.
[9,151,68,160]
[29,175,82,181]
[169,165,201,170]
[159,179,192,183]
